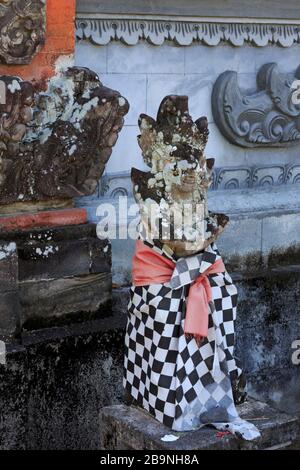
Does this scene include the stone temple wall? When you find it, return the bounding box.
[75,2,300,285]
[72,0,300,446]
[0,0,299,450]
[75,41,300,175]
[1,271,299,449]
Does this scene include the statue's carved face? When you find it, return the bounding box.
[159,144,200,197]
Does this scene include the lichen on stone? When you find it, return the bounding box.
[0,67,129,206]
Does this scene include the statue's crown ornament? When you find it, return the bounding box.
[138,95,211,170]
[132,95,214,204]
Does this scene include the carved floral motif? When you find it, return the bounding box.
[98,162,300,199]
[0,0,46,64]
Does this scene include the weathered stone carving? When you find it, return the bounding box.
[212,63,300,148]
[0,67,129,206]
[132,95,228,257]
[0,0,46,64]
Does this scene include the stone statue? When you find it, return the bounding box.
[124,95,258,439]
[131,95,228,256]
[0,66,129,337]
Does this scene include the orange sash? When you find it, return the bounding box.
[132,240,225,344]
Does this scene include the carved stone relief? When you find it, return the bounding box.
[76,18,300,48]
[0,0,46,64]
[98,163,300,199]
[212,63,300,148]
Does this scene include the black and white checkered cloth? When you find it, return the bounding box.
[123,239,260,440]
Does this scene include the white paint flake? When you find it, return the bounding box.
[161,434,180,442]
[8,80,21,93]
[0,242,16,260]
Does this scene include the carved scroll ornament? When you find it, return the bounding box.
[212,63,300,148]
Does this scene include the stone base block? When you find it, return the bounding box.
[20,273,111,329]
[99,399,300,450]
[0,223,111,337]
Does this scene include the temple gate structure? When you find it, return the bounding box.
[0,0,299,450]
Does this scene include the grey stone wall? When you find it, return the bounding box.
[75,35,300,284]
[0,316,126,450]
[77,185,300,285]
[75,41,300,175]
[1,269,299,449]
[234,268,300,414]
[76,0,300,20]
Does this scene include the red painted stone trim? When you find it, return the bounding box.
[0,208,87,231]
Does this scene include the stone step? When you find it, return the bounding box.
[100,398,300,450]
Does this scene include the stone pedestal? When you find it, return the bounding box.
[0,1,128,341]
[100,400,300,450]
[0,222,111,339]
[0,314,125,450]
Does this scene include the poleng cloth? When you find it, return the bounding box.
[132,239,225,342]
